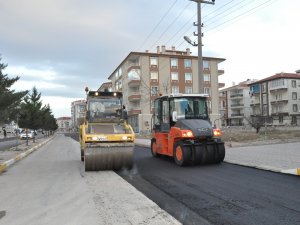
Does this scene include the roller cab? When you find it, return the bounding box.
[80,90,135,171]
[151,94,225,166]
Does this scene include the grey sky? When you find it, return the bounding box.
[1,0,299,117]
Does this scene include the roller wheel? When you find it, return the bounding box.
[174,141,191,166]
[151,139,159,158]
[81,149,84,162]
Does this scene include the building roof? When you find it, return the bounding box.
[249,73,300,85]
[108,48,226,79]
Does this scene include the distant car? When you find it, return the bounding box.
[20,130,35,139]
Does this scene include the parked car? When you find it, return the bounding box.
[20,130,35,139]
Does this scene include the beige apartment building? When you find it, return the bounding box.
[56,117,72,132]
[249,72,300,126]
[71,100,86,129]
[106,46,225,133]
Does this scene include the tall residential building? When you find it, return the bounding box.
[220,80,256,126]
[71,100,86,129]
[106,46,225,133]
[249,72,300,126]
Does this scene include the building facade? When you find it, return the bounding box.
[220,80,256,126]
[106,46,225,133]
[249,73,300,126]
[56,117,72,132]
[71,100,86,129]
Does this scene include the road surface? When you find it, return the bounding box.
[119,145,300,225]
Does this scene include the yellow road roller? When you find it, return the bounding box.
[79,88,135,171]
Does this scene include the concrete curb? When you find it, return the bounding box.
[0,136,55,174]
[134,142,300,176]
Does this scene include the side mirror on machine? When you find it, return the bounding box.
[122,110,128,120]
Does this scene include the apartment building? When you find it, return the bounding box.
[56,117,72,132]
[71,100,86,129]
[98,82,112,92]
[249,72,300,126]
[220,80,255,126]
[106,46,225,133]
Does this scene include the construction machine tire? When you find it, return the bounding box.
[174,141,191,166]
[215,142,225,163]
[84,146,133,171]
[193,144,205,165]
[81,149,84,162]
[151,139,159,158]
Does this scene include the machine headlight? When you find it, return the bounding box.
[182,130,194,137]
[122,136,128,140]
[92,136,98,141]
[213,128,222,137]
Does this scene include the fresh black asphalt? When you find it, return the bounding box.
[119,146,300,225]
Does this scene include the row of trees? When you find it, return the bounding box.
[0,57,57,132]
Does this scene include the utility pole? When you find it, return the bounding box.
[184,0,215,94]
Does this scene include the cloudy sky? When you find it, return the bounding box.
[1,0,299,117]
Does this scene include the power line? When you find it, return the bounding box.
[205,0,279,33]
[149,2,192,51]
[137,0,179,51]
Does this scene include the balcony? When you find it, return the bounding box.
[230,103,244,108]
[128,80,141,88]
[128,109,142,116]
[219,82,225,88]
[218,69,225,75]
[269,83,288,92]
[231,113,244,118]
[128,93,141,102]
[270,100,288,105]
[230,93,243,98]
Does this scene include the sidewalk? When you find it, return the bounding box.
[135,138,300,176]
[0,136,54,173]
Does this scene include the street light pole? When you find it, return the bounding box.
[188,0,215,94]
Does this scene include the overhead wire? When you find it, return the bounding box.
[205,0,279,33]
[148,2,192,51]
[136,0,179,51]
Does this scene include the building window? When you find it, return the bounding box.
[170,58,178,68]
[204,87,210,96]
[263,105,267,115]
[293,104,298,112]
[118,68,122,77]
[171,86,179,94]
[150,57,158,66]
[184,59,192,68]
[150,71,158,81]
[292,80,296,88]
[171,72,178,81]
[279,116,283,124]
[292,92,297,100]
[203,61,209,70]
[151,86,159,96]
[185,87,192,94]
[185,73,192,82]
[262,83,266,92]
[204,74,210,82]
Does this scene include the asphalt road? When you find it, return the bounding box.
[119,146,300,225]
